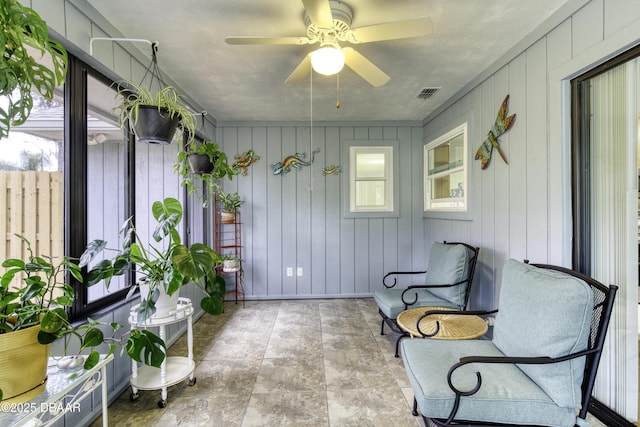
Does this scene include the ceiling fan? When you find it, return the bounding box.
[225,0,433,87]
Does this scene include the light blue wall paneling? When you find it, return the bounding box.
[420,0,640,420]
[219,123,424,299]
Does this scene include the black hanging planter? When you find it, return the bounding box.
[132,105,180,145]
[187,153,215,175]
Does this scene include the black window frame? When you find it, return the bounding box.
[571,44,640,274]
[66,54,135,320]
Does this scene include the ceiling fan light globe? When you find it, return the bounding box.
[311,47,345,75]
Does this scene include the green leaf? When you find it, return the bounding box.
[85,260,114,287]
[1,259,25,269]
[81,327,104,348]
[126,330,166,368]
[83,351,100,370]
[165,271,182,296]
[40,307,67,334]
[113,257,131,276]
[136,297,157,323]
[21,280,45,301]
[200,296,223,315]
[210,275,226,296]
[79,239,107,267]
[37,329,58,344]
[151,198,182,241]
[171,244,210,280]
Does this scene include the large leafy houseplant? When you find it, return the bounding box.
[175,140,238,207]
[85,197,226,323]
[0,0,68,139]
[114,81,196,145]
[0,235,165,403]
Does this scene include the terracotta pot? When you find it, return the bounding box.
[221,211,236,224]
[0,325,49,402]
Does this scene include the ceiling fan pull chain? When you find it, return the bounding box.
[336,73,340,108]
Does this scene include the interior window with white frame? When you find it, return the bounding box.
[424,122,467,212]
[350,145,393,212]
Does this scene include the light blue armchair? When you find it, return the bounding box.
[401,259,618,427]
[373,241,479,356]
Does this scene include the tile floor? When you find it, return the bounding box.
[92,298,606,427]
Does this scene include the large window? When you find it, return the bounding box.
[424,122,467,212]
[0,91,64,288]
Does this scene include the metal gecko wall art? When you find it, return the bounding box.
[232,149,260,176]
[321,165,342,176]
[272,148,320,176]
[475,94,516,169]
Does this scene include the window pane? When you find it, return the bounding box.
[86,75,127,302]
[427,133,464,175]
[356,153,385,178]
[356,181,386,206]
[0,91,64,288]
[430,170,465,200]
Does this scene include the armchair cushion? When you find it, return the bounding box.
[401,338,580,427]
[373,288,458,320]
[424,242,471,307]
[492,260,593,408]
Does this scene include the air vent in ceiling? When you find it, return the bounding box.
[417,87,440,99]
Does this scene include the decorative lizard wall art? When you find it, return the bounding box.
[475,94,516,169]
[232,149,260,176]
[272,148,320,176]
[321,165,342,176]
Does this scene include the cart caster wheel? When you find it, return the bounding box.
[158,399,167,408]
[129,393,139,401]
[188,377,197,386]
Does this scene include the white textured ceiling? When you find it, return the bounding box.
[86,0,570,123]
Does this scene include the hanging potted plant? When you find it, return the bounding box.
[0,0,68,139]
[0,236,167,404]
[218,190,244,224]
[175,140,238,207]
[114,82,196,145]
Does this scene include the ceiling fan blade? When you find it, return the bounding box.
[302,0,334,28]
[350,17,433,43]
[225,36,309,45]
[285,53,313,84]
[343,47,390,87]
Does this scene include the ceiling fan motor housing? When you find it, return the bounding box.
[304,1,353,33]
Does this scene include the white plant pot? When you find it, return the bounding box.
[139,281,179,319]
[223,259,241,273]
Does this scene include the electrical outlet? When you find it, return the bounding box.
[297,267,303,277]
[286,267,293,277]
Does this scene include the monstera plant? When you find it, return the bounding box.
[0,0,68,139]
[84,197,226,322]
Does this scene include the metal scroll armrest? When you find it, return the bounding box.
[382,270,427,289]
[442,348,597,424]
[400,277,469,306]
